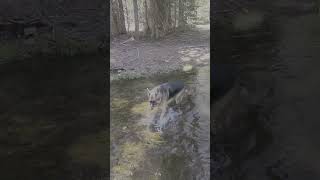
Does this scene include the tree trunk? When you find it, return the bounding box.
[133,0,139,39]
[110,0,126,36]
[178,0,185,28]
[117,0,126,33]
[146,0,173,39]
[144,0,150,35]
[124,0,130,32]
[174,0,177,28]
[168,0,172,28]
[111,1,119,36]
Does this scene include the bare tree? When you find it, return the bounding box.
[168,0,172,27]
[124,0,130,32]
[133,0,139,39]
[178,0,185,27]
[145,0,172,39]
[174,0,177,28]
[144,0,150,35]
[117,0,126,32]
[111,0,126,35]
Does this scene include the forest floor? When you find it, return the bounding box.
[110,24,210,80]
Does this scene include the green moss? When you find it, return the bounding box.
[131,102,149,115]
[111,98,130,109]
[111,142,145,178]
[10,115,56,145]
[0,42,20,60]
[112,165,133,177]
[233,11,264,31]
[30,33,100,57]
[140,129,165,145]
[67,130,108,168]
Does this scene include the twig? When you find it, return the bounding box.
[180,45,208,49]
[121,36,135,45]
[137,48,140,59]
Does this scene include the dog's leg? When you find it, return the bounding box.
[158,103,170,132]
[175,88,185,104]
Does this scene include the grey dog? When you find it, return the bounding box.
[147,80,185,131]
[147,80,185,110]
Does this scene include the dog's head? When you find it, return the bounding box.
[147,86,169,110]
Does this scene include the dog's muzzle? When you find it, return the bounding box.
[149,101,157,110]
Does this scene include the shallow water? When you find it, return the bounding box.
[111,66,210,180]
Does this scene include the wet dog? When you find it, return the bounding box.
[147,80,185,131]
[147,80,185,109]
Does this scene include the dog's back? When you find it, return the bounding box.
[163,80,185,98]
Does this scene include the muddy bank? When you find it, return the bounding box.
[2,55,107,180]
[110,25,209,81]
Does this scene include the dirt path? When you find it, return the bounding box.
[110,25,209,80]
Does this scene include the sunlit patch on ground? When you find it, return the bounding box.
[139,129,165,145]
[131,101,149,115]
[183,64,193,71]
[178,46,209,66]
[111,98,129,109]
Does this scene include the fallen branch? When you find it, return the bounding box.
[121,36,135,45]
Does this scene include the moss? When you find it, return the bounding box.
[233,11,264,31]
[0,42,21,60]
[131,102,149,115]
[67,130,108,168]
[111,142,145,178]
[29,33,100,57]
[122,142,145,163]
[112,165,133,177]
[9,115,56,145]
[111,98,130,109]
[111,128,165,178]
[140,129,165,145]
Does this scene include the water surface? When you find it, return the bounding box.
[111,66,210,180]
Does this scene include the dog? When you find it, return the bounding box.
[147,80,185,131]
[147,80,185,109]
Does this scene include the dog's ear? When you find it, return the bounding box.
[147,88,151,96]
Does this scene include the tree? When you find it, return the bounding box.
[117,0,126,32]
[124,0,130,32]
[111,0,126,36]
[133,0,139,39]
[178,0,185,28]
[144,0,150,35]
[167,0,172,28]
[174,0,177,28]
[145,0,173,39]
